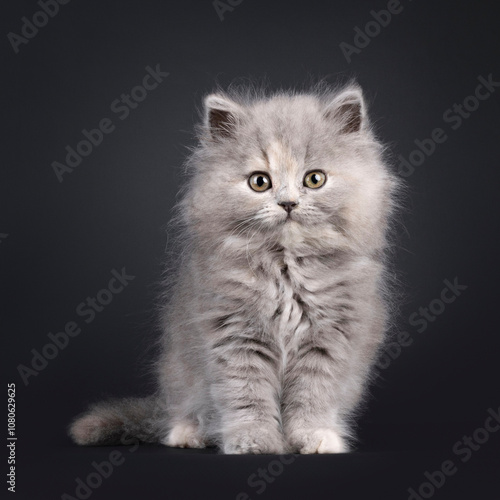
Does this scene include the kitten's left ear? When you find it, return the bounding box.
[324,86,366,134]
[204,94,244,139]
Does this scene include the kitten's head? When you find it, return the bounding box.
[183,84,397,254]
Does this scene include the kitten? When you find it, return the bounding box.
[69,82,399,454]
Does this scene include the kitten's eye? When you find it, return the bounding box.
[304,171,326,189]
[248,172,272,192]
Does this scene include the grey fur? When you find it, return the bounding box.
[69,82,399,454]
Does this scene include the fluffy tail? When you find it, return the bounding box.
[68,396,161,446]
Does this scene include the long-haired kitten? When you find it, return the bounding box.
[69,82,399,454]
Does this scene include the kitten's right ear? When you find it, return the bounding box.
[204,94,243,140]
[324,86,366,134]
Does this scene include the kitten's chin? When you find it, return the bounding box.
[275,212,311,232]
[279,219,305,247]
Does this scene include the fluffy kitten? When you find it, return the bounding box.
[69,82,398,454]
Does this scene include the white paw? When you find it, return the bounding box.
[289,428,347,454]
[223,428,285,454]
[162,423,206,449]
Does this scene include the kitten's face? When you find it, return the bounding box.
[187,88,394,252]
[233,136,344,231]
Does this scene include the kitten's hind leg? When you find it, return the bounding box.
[162,421,207,449]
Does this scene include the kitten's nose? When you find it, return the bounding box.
[278,201,298,213]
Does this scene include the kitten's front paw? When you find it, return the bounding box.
[287,428,348,454]
[223,426,285,454]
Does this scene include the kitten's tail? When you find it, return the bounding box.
[68,396,161,446]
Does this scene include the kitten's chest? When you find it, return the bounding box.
[259,250,321,343]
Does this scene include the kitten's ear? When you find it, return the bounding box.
[204,94,244,139]
[324,86,366,134]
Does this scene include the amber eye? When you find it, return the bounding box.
[248,172,272,192]
[304,171,326,189]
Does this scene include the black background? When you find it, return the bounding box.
[2,0,500,498]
